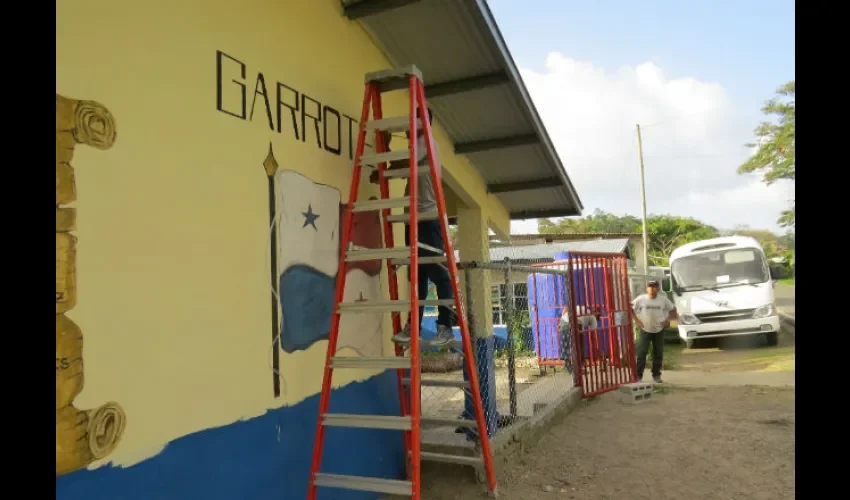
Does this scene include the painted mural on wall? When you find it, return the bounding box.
[56,94,127,476]
[264,144,384,396]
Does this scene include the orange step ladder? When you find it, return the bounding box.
[306,66,498,499]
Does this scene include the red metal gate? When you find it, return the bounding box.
[530,252,637,398]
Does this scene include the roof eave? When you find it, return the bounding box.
[471,0,584,214]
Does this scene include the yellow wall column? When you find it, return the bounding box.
[456,207,493,339]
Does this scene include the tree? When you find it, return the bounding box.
[538,209,640,234]
[738,81,795,228]
[537,211,718,266]
[729,227,785,258]
[645,215,719,265]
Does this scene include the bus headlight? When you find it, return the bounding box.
[752,304,776,318]
[679,314,700,325]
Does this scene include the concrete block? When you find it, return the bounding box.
[619,382,653,405]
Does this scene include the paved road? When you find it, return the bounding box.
[775,283,795,319]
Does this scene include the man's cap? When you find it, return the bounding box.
[647,280,659,287]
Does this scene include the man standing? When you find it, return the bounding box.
[370,107,454,347]
[631,280,677,383]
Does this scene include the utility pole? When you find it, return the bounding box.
[636,124,649,285]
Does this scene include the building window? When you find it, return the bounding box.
[492,283,528,326]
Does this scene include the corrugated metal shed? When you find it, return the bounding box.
[454,238,631,263]
[342,0,583,219]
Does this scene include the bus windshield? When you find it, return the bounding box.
[671,248,769,290]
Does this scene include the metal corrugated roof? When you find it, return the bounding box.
[499,232,644,242]
[342,0,583,219]
[454,238,631,262]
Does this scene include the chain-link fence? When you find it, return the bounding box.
[417,255,584,448]
[417,250,665,448]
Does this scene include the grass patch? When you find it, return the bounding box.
[657,343,682,370]
[650,333,683,370]
[744,345,795,361]
[778,278,795,286]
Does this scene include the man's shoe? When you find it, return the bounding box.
[431,325,455,346]
[392,325,425,345]
[652,375,663,384]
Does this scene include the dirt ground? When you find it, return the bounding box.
[672,330,795,373]
[418,329,795,500]
[421,386,794,500]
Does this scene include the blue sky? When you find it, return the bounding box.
[490,0,795,109]
[489,0,795,232]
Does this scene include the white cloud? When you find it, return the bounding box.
[509,52,793,234]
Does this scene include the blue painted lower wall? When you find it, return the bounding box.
[56,370,405,500]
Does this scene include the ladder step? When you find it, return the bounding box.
[402,378,470,389]
[360,150,409,166]
[365,65,423,93]
[323,413,411,430]
[330,356,411,370]
[345,247,410,262]
[352,197,410,212]
[417,241,444,255]
[313,473,413,496]
[386,211,439,223]
[338,299,454,313]
[384,166,428,178]
[365,116,421,134]
[349,242,442,262]
[391,256,448,266]
[419,451,484,467]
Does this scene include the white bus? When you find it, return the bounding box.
[668,236,780,348]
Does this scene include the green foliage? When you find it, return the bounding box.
[645,215,719,266]
[448,225,459,247]
[538,210,718,266]
[495,309,534,359]
[730,227,786,258]
[738,81,795,228]
[539,208,641,234]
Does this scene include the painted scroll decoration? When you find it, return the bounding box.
[56,94,127,476]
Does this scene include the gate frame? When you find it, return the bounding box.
[532,251,638,398]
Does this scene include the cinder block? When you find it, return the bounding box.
[619,382,653,405]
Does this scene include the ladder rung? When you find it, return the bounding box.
[384,166,428,179]
[330,356,411,369]
[365,116,421,134]
[421,417,479,429]
[360,150,409,166]
[365,65,423,92]
[345,247,410,262]
[419,451,483,467]
[386,211,439,223]
[402,378,470,389]
[417,241,444,255]
[323,413,411,430]
[313,473,412,496]
[353,197,410,212]
[338,299,454,313]
[391,256,448,266]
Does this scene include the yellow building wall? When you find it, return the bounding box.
[56,0,509,471]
